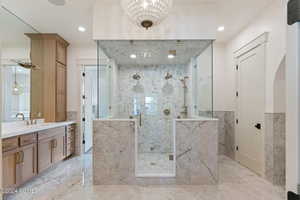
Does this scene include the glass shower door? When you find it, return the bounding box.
[133,84,175,177]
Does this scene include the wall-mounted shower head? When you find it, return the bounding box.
[132,73,141,80]
[180,76,189,88]
[165,72,172,80]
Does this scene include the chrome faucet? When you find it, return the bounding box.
[16,113,25,121]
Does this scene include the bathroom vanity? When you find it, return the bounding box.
[2,121,76,190]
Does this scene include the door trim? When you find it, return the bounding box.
[234,32,269,58]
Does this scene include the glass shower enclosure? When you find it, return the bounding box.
[96,40,213,177]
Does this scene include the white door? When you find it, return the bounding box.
[236,44,265,175]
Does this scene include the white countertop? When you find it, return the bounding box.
[1,121,76,139]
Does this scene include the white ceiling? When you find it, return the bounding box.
[0,0,274,46]
[0,7,37,47]
[99,40,212,65]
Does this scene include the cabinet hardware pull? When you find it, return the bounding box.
[20,151,24,163]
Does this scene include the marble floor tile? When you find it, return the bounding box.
[137,153,175,175]
[5,152,285,200]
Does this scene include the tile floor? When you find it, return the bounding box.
[5,152,285,200]
[137,153,175,176]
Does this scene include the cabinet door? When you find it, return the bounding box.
[52,134,65,163]
[38,138,53,173]
[18,144,37,184]
[3,150,18,190]
[56,63,66,122]
[56,41,66,65]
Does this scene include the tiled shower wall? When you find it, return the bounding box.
[213,111,235,159]
[117,64,188,153]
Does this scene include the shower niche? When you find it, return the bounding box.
[97,40,213,177]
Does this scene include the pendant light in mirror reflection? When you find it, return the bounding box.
[12,66,24,96]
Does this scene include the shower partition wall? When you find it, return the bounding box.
[96,40,214,177]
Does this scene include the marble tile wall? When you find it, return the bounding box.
[213,111,235,159]
[117,64,187,153]
[93,118,219,185]
[264,113,285,186]
[175,119,219,184]
[67,111,81,156]
[93,119,136,185]
[198,111,235,159]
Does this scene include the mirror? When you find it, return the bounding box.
[0,6,41,122]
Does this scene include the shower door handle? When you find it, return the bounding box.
[139,113,142,127]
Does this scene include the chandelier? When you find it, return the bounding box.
[121,0,173,29]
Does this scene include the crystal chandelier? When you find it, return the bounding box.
[121,0,173,29]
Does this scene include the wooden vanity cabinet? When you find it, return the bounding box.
[37,137,53,173]
[3,149,19,190]
[18,143,37,185]
[26,33,69,122]
[66,124,75,157]
[52,133,65,163]
[2,133,37,190]
[2,124,75,191]
[37,126,66,173]
[56,62,67,122]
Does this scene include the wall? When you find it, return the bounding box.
[223,0,286,113]
[219,0,287,186]
[197,45,213,114]
[66,44,97,112]
[1,46,30,61]
[0,21,3,200]
[93,1,217,40]
[213,43,227,111]
[286,21,300,193]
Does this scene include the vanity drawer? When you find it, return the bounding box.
[20,133,37,146]
[38,127,65,141]
[2,137,19,152]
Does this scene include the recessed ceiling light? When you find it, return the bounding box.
[48,0,67,6]
[78,26,86,32]
[130,54,137,59]
[168,54,175,59]
[217,26,225,32]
